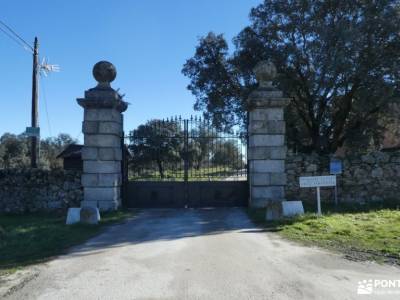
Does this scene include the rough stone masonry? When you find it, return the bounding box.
[77,61,128,211]
[247,61,290,219]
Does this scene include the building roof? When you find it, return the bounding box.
[56,143,132,159]
[56,144,83,159]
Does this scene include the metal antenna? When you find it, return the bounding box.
[40,57,60,77]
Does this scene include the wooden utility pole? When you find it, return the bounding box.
[31,37,39,168]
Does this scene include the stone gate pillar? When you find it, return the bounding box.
[247,61,290,219]
[77,61,128,211]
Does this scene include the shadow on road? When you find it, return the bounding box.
[68,208,256,257]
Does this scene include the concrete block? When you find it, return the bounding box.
[80,206,100,224]
[249,120,285,134]
[81,174,98,187]
[250,160,285,173]
[82,121,98,134]
[83,161,121,174]
[249,108,284,121]
[251,186,284,199]
[248,146,287,160]
[84,134,120,148]
[84,187,119,202]
[249,135,284,147]
[282,201,304,217]
[66,208,81,225]
[81,147,98,160]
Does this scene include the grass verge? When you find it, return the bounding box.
[0,210,134,275]
[247,204,400,265]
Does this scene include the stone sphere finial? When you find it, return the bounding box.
[92,61,117,87]
[254,60,277,89]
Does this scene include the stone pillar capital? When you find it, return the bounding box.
[77,60,128,113]
[247,60,291,110]
[247,90,290,110]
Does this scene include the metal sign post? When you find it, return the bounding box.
[330,159,343,206]
[299,176,337,216]
[317,187,321,215]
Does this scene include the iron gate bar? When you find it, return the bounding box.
[126,116,247,182]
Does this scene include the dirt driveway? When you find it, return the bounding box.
[5,208,399,300]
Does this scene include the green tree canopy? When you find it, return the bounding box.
[0,133,77,169]
[183,0,400,154]
[129,120,182,178]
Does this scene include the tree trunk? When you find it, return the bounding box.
[156,159,164,178]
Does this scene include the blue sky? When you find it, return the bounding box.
[0,0,260,142]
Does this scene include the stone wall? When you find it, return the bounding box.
[0,169,82,213]
[286,150,400,204]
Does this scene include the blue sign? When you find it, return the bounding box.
[330,160,342,175]
[25,127,40,137]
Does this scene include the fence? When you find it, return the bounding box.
[125,116,247,181]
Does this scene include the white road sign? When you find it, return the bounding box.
[299,176,336,188]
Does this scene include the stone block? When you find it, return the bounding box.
[251,173,271,186]
[248,146,287,160]
[83,161,121,174]
[98,148,118,160]
[115,149,122,161]
[98,200,119,211]
[81,147,98,160]
[84,187,119,202]
[82,121,98,134]
[81,174,98,187]
[80,206,100,224]
[251,172,286,185]
[66,207,81,225]
[270,173,287,185]
[249,120,286,134]
[250,160,285,173]
[84,108,122,123]
[98,122,122,136]
[251,186,284,199]
[98,173,121,187]
[84,134,120,147]
[249,108,284,121]
[249,135,284,147]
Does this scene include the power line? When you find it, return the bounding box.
[40,78,53,137]
[0,19,33,51]
[0,25,32,53]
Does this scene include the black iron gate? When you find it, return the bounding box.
[123,116,248,208]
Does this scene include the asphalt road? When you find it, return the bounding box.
[5,208,399,300]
